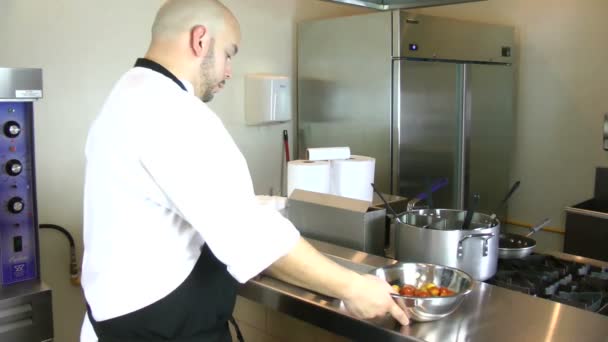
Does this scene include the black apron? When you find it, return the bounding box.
[86,58,244,342]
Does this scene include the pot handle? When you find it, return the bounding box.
[457,233,495,258]
[406,178,449,211]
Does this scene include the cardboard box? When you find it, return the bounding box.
[287,190,387,256]
[371,193,410,215]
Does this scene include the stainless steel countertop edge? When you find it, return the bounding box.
[239,278,419,341]
[239,239,608,342]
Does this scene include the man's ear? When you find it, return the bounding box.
[190,25,211,58]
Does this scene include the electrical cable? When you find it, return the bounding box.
[39,223,80,286]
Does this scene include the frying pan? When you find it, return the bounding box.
[498,218,551,259]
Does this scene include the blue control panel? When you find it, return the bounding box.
[0,102,39,285]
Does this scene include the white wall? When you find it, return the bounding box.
[1,1,162,340]
[0,0,365,341]
[412,0,608,250]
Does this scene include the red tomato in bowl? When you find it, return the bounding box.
[399,285,416,296]
[439,287,456,296]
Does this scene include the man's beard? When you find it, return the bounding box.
[199,44,219,103]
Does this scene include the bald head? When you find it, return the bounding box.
[152,0,227,41]
[146,0,241,102]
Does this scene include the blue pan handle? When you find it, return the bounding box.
[415,178,449,201]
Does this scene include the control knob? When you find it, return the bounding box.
[5,160,23,176]
[8,197,24,214]
[4,121,21,138]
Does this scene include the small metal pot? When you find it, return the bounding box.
[394,209,500,281]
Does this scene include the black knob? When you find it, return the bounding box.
[5,160,23,176]
[4,121,21,138]
[8,197,24,214]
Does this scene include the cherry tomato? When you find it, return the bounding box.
[403,285,416,292]
[439,287,456,296]
[415,290,430,298]
[424,283,438,291]
[429,287,441,297]
[400,285,416,296]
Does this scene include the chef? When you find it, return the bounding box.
[80,0,409,341]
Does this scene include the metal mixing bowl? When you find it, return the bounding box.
[372,263,474,322]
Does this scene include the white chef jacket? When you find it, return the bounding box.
[80,66,300,341]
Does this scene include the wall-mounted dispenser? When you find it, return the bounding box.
[245,74,291,125]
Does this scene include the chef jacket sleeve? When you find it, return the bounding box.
[138,100,300,283]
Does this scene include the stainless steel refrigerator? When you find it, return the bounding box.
[298,11,515,214]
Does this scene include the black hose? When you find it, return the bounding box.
[40,224,74,247]
[39,223,80,282]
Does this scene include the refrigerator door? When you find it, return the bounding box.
[465,64,514,215]
[394,60,463,208]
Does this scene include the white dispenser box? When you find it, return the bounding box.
[245,74,291,125]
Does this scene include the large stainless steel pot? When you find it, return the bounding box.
[394,209,500,281]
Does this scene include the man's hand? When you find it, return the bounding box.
[267,238,409,326]
[342,274,410,326]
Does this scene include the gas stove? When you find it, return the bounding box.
[485,254,608,315]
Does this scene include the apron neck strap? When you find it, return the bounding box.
[134,58,187,92]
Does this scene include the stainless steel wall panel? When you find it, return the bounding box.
[467,64,514,215]
[298,12,393,193]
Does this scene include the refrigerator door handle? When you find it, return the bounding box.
[391,60,402,195]
[603,113,608,151]
[459,64,472,209]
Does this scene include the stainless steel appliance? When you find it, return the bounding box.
[394,209,499,280]
[0,68,53,341]
[0,68,42,285]
[564,167,608,262]
[322,0,486,10]
[485,252,608,316]
[288,190,387,256]
[298,11,515,215]
[0,281,53,342]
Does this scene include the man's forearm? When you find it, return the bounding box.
[266,237,411,326]
[266,237,361,300]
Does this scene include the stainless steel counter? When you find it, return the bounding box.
[238,240,608,342]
